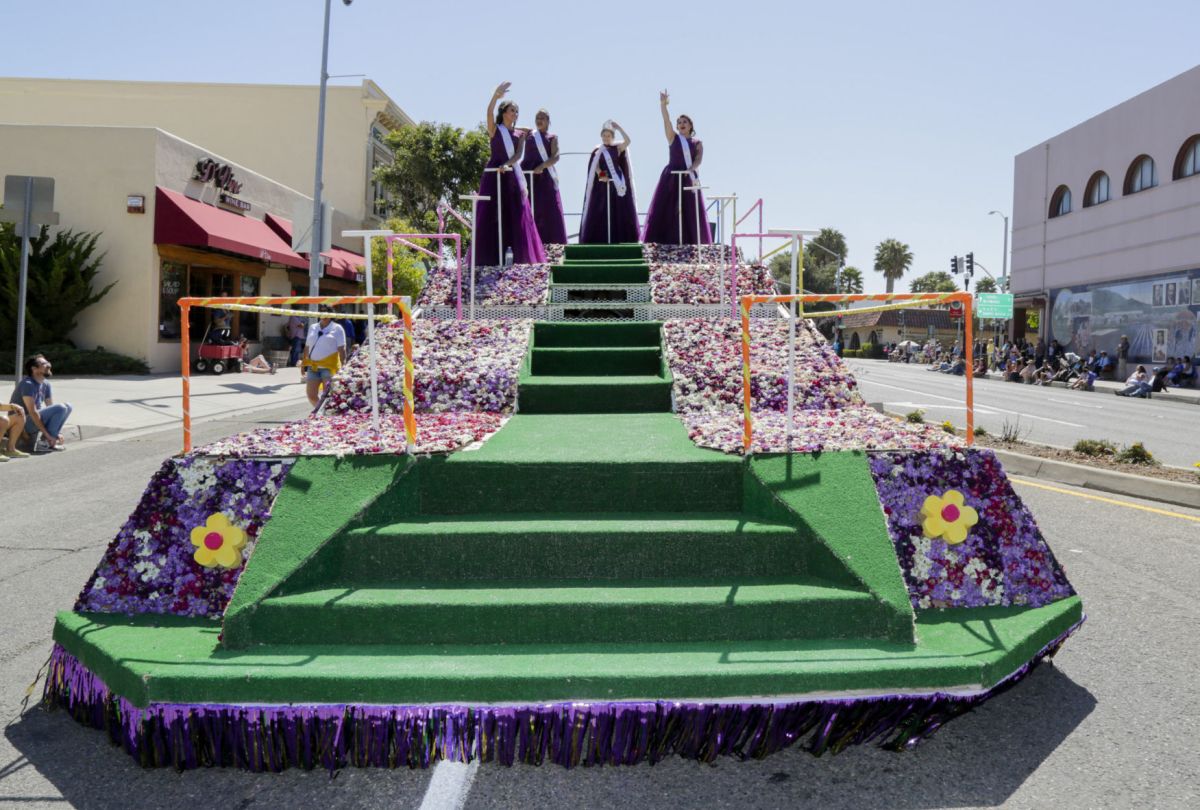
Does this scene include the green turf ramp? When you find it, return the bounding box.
[222,455,413,648]
[745,452,915,642]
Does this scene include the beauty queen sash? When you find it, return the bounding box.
[532,130,559,189]
[498,124,528,195]
[679,135,697,183]
[581,145,629,227]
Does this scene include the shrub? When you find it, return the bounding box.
[999,417,1030,443]
[941,420,955,434]
[860,342,886,359]
[973,425,988,437]
[0,343,148,375]
[1114,442,1157,466]
[842,348,860,358]
[1073,438,1117,457]
[905,409,925,424]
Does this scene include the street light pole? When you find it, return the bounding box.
[308,0,344,301]
[989,209,1010,341]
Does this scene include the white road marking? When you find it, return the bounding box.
[418,761,479,810]
[859,379,1086,427]
[1049,397,1102,409]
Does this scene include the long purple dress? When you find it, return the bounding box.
[641,134,713,245]
[579,145,640,244]
[474,126,546,266]
[519,131,568,245]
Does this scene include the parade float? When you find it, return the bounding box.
[43,233,1082,771]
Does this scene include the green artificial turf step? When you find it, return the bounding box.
[287,513,826,585]
[553,264,650,284]
[420,414,739,513]
[518,375,672,413]
[531,346,662,376]
[247,577,888,646]
[54,597,1084,707]
[533,321,661,348]
[564,243,645,261]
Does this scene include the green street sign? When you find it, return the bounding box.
[976,293,1014,319]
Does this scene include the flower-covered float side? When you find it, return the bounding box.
[650,262,774,305]
[642,243,742,265]
[75,457,293,619]
[869,449,1075,610]
[418,263,551,308]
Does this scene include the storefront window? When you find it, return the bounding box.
[240,275,260,340]
[158,262,186,341]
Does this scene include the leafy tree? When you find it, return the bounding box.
[873,238,913,293]
[366,217,431,299]
[973,276,998,293]
[803,227,847,271]
[374,122,490,236]
[840,266,864,294]
[0,223,114,347]
[909,271,959,292]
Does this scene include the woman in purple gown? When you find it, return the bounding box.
[579,121,639,244]
[519,109,568,246]
[474,82,546,266]
[641,90,712,245]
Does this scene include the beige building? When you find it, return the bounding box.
[840,309,961,352]
[0,78,412,373]
[0,77,412,240]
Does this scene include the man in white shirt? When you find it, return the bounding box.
[302,306,348,407]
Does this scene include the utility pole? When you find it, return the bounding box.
[308,0,349,301]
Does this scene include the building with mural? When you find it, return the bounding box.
[1009,64,1200,364]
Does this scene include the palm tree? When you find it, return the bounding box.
[873,239,913,293]
[839,266,864,294]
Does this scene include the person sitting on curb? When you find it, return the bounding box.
[301,306,348,408]
[236,338,277,375]
[0,401,29,461]
[1114,365,1150,397]
[11,354,72,452]
[1068,364,1098,391]
[1175,357,1196,387]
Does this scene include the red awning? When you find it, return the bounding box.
[263,212,364,281]
[154,188,308,270]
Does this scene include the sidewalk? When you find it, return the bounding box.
[6,370,310,440]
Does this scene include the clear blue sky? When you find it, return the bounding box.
[5,0,1197,292]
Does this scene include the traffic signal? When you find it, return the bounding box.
[965,252,974,274]
[950,256,959,275]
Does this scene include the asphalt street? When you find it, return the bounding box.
[2,404,1199,808]
[846,359,1200,468]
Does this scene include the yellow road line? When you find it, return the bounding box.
[1010,476,1200,523]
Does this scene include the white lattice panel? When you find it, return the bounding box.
[549,284,652,303]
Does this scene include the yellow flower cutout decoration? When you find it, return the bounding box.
[920,489,978,545]
[190,513,248,569]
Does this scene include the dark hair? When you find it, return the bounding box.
[496,100,518,126]
[677,114,696,136]
[536,108,550,122]
[317,305,336,317]
[23,354,45,376]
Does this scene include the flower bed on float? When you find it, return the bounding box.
[543,243,565,264]
[650,262,775,304]
[682,409,959,455]
[869,449,1075,610]
[418,263,550,307]
[642,243,741,264]
[75,457,293,618]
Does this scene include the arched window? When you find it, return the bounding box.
[1124,155,1158,194]
[1048,185,1072,218]
[849,332,861,350]
[867,330,878,346]
[1173,135,1200,180]
[1084,171,1110,207]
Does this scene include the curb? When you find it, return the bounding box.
[870,404,1200,511]
[992,448,1200,510]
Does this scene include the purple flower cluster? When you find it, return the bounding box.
[664,318,864,413]
[542,243,565,264]
[418,263,550,307]
[868,449,1075,610]
[74,457,293,618]
[682,409,960,455]
[324,319,531,415]
[650,262,775,304]
[195,412,507,457]
[642,243,743,265]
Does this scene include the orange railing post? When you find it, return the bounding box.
[963,292,974,445]
[181,302,191,454]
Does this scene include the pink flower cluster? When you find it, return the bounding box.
[195,412,506,457]
[418,263,550,307]
[642,243,742,265]
[663,318,864,413]
[650,262,775,304]
[324,319,531,415]
[681,409,961,455]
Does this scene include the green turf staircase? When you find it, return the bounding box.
[551,243,649,317]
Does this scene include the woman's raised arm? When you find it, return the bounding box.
[486,81,510,137]
[659,90,675,143]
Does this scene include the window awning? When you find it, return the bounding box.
[153,188,308,270]
[263,213,364,281]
